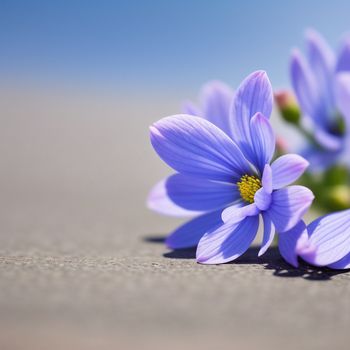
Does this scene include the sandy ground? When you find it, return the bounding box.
[0,86,349,350]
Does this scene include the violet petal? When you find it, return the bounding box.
[267,186,314,233]
[279,221,309,268]
[166,173,240,212]
[301,209,350,266]
[249,113,275,173]
[258,213,276,257]
[166,210,223,249]
[199,80,234,136]
[147,178,202,217]
[150,114,250,182]
[221,203,259,222]
[271,154,309,189]
[231,71,273,164]
[196,215,259,264]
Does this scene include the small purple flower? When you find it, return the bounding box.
[148,71,314,265]
[290,29,350,170]
[298,209,350,269]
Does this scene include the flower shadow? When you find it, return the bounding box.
[163,248,196,259]
[234,246,348,281]
[143,234,166,244]
[143,234,197,259]
[144,236,349,280]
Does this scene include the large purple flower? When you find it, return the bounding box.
[297,209,350,269]
[290,29,350,170]
[148,71,314,265]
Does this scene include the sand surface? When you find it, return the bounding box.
[0,87,349,350]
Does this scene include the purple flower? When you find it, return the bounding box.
[290,29,350,170]
[148,71,314,265]
[298,209,350,269]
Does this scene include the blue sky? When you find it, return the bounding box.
[1,0,350,93]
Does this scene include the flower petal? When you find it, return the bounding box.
[268,186,314,233]
[147,178,202,217]
[335,72,350,124]
[301,209,350,266]
[249,113,275,173]
[166,174,240,212]
[278,221,309,267]
[305,29,335,112]
[231,71,273,163]
[328,252,350,270]
[270,154,309,189]
[199,81,234,136]
[166,210,223,249]
[221,203,259,222]
[336,37,350,72]
[254,187,271,211]
[258,213,275,257]
[314,127,343,151]
[196,215,259,264]
[301,145,341,172]
[150,115,250,182]
[181,100,201,116]
[262,164,273,194]
[290,49,326,125]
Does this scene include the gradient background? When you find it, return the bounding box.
[1,0,350,92]
[1,1,350,350]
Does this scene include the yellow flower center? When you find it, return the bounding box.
[237,175,261,203]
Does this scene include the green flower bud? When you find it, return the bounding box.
[325,185,350,211]
[275,90,301,125]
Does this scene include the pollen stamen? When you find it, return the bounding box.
[237,175,261,203]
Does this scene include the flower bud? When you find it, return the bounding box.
[276,136,288,154]
[275,90,301,125]
[326,185,350,210]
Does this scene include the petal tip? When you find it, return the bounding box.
[146,183,164,212]
[257,248,265,257]
[306,188,315,202]
[290,49,306,70]
[196,254,214,264]
[305,27,319,41]
[255,69,267,76]
[149,124,160,136]
[303,158,310,169]
[290,50,304,76]
[256,70,271,84]
[289,259,299,268]
[296,155,310,173]
[290,48,301,59]
[145,193,155,210]
[246,70,270,84]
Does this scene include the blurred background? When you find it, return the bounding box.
[1,1,350,349]
[2,0,350,91]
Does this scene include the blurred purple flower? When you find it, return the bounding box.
[298,209,350,269]
[182,80,234,135]
[290,29,350,170]
[148,71,314,265]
